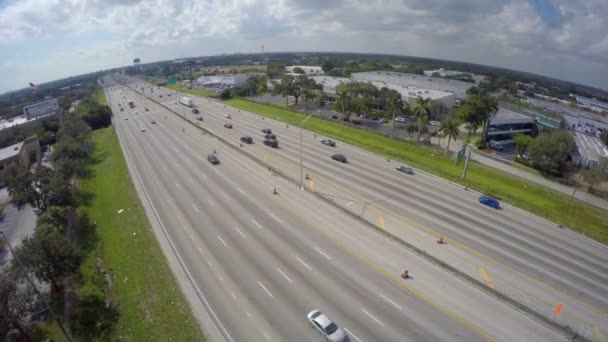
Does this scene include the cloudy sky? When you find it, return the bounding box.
[0,0,607,94]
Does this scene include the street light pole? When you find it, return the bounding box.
[300,114,314,189]
[0,231,73,342]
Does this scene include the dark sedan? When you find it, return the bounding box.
[331,154,347,163]
[396,165,415,174]
[207,154,220,165]
[321,139,336,147]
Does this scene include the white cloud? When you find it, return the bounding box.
[1,0,607,93]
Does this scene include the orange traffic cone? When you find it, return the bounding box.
[437,236,445,244]
[401,270,409,279]
[273,188,278,195]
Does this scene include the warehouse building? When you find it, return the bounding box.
[196,73,264,88]
[351,71,474,102]
[285,65,324,75]
[310,75,456,108]
[484,107,537,146]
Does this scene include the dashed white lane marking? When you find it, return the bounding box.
[188,177,194,184]
[257,281,273,297]
[379,292,402,310]
[201,172,208,180]
[251,219,264,230]
[192,203,200,213]
[237,187,247,196]
[234,227,246,239]
[246,311,252,318]
[344,328,362,342]
[270,213,282,223]
[175,182,181,190]
[361,308,384,327]
[198,155,204,161]
[231,292,237,300]
[276,268,293,283]
[346,201,354,207]
[314,247,331,260]
[208,199,216,207]
[221,192,230,200]
[263,332,271,340]
[296,256,312,271]
[217,274,224,282]
[182,224,188,232]
[217,235,228,247]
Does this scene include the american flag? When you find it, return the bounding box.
[29,82,39,92]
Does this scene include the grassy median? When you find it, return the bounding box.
[164,84,215,98]
[79,127,205,341]
[93,86,107,106]
[226,98,608,244]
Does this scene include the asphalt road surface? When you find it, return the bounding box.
[104,77,593,342]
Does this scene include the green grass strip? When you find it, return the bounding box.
[164,84,215,98]
[93,86,108,106]
[225,98,608,244]
[79,127,205,341]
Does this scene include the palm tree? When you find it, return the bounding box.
[410,97,432,142]
[336,89,350,122]
[387,95,402,137]
[439,117,461,153]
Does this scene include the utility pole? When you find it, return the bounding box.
[461,144,472,189]
[570,169,584,201]
[300,114,313,189]
[0,231,73,342]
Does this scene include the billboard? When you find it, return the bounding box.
[23,98,59,121]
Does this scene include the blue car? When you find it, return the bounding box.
[479,196,500,209]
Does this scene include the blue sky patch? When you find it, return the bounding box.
[528,0,561,25]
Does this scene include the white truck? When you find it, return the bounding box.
[179,96,193,107]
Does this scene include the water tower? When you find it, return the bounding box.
[133,58,141,66]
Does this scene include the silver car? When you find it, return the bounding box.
[307,310,346,342]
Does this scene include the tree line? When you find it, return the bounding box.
[1,95,116,340]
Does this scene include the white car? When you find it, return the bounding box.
[124,117,128,120]
[307,310,346,342]
[139,126,146,132]
[224,114,231,119]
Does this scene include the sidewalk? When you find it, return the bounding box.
[440,137,608,211]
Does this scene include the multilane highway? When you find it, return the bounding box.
[123,76,608,340]
[103,77,569,341]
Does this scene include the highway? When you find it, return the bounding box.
[105,76,588,341]
[126,78,608,340]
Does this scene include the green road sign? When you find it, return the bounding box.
[167,78,177,85]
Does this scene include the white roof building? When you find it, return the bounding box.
[352,71,474,101]
[285,65,324,76]
[310,75,456,108]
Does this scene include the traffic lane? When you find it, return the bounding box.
[184,99,608,312]
[116,113,298,341]
[120,79,608,334]
[191,95,608,261]
[197,98,608,266]
[127,95,491,342]
[121,107,407,342]
[191,105,608,296]
[132,94,480,342]
[144,99,556,342]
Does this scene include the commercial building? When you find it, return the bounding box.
[351,71,474,101]
[571,131,608,168]
[574,95,608,112]
[285,66,324,75]
[0,136,40,185]
[195,73,265,88]
[484,107,537,145]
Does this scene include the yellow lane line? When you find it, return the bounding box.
[312,174,608,318]
[225,166,497,342]
[596,325,606,342]
[379,215,385,230]
[479,267,494,289]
